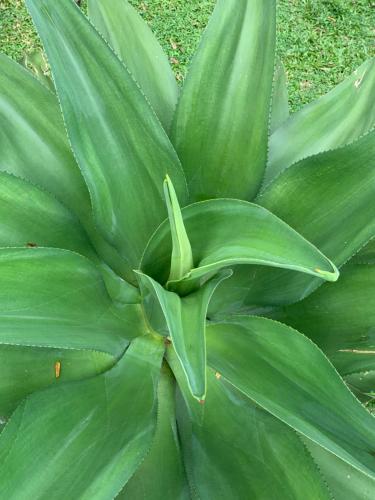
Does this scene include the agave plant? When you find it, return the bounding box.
[0,0,374,497]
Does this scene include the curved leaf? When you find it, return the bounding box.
[0,54,90,222]
[136,271,231,400]
[266,57,375,185]
[0,247,141,354]
[88,0,178,131]
[215,128,375,309]
[0,171,94,258]
[0,345,114,420]
[119,364,190,500]
[26,0,188,268]
[206,316,375,479]
[0,336,164,500]
[168,351,330,500]
[282,263,375,379]
[171,0,276,201]
[142,199,338,287]
[270,59,289,133]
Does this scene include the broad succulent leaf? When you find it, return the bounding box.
[142,198,338,287]
[0,171,94,258]
[26,0,188,268]
[266,57,375,184]
[0,0,374,497]
[0,54,90,222]
[87,0,179,132]
[282,263,375,392]
[210,129,375,315]
[172,0,276,201]
[169,350,331,499]
[206,316,375,479]
[0,336,164,499]
[118,365,190,499]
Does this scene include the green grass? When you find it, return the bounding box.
[0,0,374,111]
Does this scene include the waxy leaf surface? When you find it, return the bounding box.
[27,0,187,267]
[172,0,276,201]
[0,336,164,500]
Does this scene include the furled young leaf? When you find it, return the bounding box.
[0,346,114,420]
[0,336,164,499]
[119,364,190,500]
[305,438,375,500]
[206,316,375,479]
[87,0,178,131]
[26,0,188,268]
[212,129,375,311]
[282,263,375,378]
[142,199,338,286]
[266,57,375,185]
[168,351,330,499]
[0,247,139,354]
[0,171,94,258]
[172,0,276,201]
[270,59,289,133]
[0,54,90,222]
[136,271,231,400]
[164,175,193,282]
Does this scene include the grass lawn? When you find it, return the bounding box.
[0,0,374,111]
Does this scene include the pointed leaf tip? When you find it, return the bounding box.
[163,176,193,282]
[315,266,340,282]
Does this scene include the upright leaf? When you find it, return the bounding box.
[164,175,193,282]
[169,352,330,500]
[26,0,188,267]
[266,58,375,185]
[0,336,164,500]
[206,316,375,479]
[172,0,276,201]
[142,199,338,287]
[270,59,289,133]
[88,0,178,131]
[0,54,90,222]
[136,271,231,400]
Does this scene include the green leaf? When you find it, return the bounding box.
[119,364,190,500]
[142,199,338,287]
[136,271,231,400]
[352,239,375,264]
[270,59,289,133]
[0,336,164,499]
[282,263,375,378]
[0,247,141,354]
[219,129,375,309]
[0,54,90,222]
[19,48,54,92]
[0,346,114,420]
[206,316,375,479]
[26,0,188,268]
[305,438,375,500]
[87,0,178,132]
[0,171,94,258]
[168,351,330,499]
[164,175,193,282]
[265,57,375,185]
[171,0,276,201]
